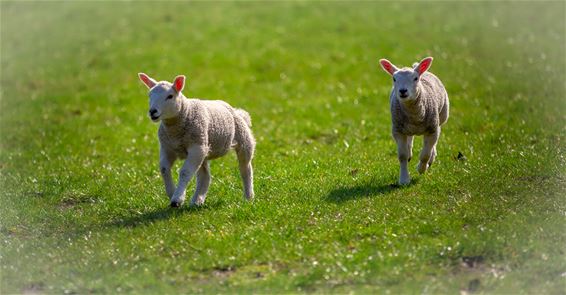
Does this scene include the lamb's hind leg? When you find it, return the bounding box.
[428,146,437,167]
[234,114,256,201]
[190,160,211,206]
[236,147,254,201]
[418,128,440,174]
[407,135,414,162]
[427,127,440,167]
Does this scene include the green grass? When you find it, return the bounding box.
[1,1,565,294]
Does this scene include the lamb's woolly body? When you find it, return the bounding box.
[159,98,253,160]
[390,71,449,136]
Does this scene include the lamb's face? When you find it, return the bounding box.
[392,69,420,101]
[379,57,434,102]
[138,73,186,123]
[148,83,179,122]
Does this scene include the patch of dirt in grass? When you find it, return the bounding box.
[1,224,32,238]
[306,131,339,145]
[195,263,280,286]
[515,174,552,183]
[462,256,485,268]
[212,266,237,278]
[57,193,100,210]
[349,168,359,177]
[29,191,45,198]
[325,182,402,203]
[21,282,44,295]
[460,278,481,295]
[455,151,467,161]
[455,256,507,294]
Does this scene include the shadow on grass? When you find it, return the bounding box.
[325,178,418,203]
[108,200,225,228]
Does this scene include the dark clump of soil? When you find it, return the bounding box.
[462,256,484,268]
[456,151,467,161]
[466,278,481,293]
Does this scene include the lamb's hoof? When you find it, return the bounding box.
[170,200,182,208]
[417,162,428,174]
[399,177,411,185]
[245,193,254,201]
[190,201,204,207]
[190,196,205,207]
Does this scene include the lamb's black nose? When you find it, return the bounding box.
[149,109,158,116]
[399,89,408,95]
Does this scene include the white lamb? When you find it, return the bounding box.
[138,73,256,207]
[378,57,449,185]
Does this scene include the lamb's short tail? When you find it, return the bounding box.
[235,108,252,127]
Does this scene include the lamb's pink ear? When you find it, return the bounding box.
[379,59,398,76]
[138,73,156,89]
[173,75,186,92]
[415,57,433,75]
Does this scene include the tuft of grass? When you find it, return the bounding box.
[1,2,565,294]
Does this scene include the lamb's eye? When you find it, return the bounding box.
[414,77,418,81]
[393,78,396,82]
[166,94,173,99]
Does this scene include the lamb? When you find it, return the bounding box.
[138,73,256,207]
[378,57,449,185]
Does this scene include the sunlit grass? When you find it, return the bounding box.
[1,2,564,293]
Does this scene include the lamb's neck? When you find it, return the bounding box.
[161,95,189,131]
[400,87,426,121]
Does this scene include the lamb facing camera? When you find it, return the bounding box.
[138,73,256,207]
[378,57,449,185]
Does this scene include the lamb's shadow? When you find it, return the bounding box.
[325,178,418,203]
[107,200,225,228]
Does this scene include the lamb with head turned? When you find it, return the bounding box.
[138,73,256,207]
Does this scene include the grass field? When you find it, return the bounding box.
[1,1,565,294]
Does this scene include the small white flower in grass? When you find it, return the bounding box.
[541,253,548,261]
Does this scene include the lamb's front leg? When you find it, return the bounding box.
[170,145,207,207]
[417,129,440,174]
[393,133,411,185]
[159,149,176,199]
